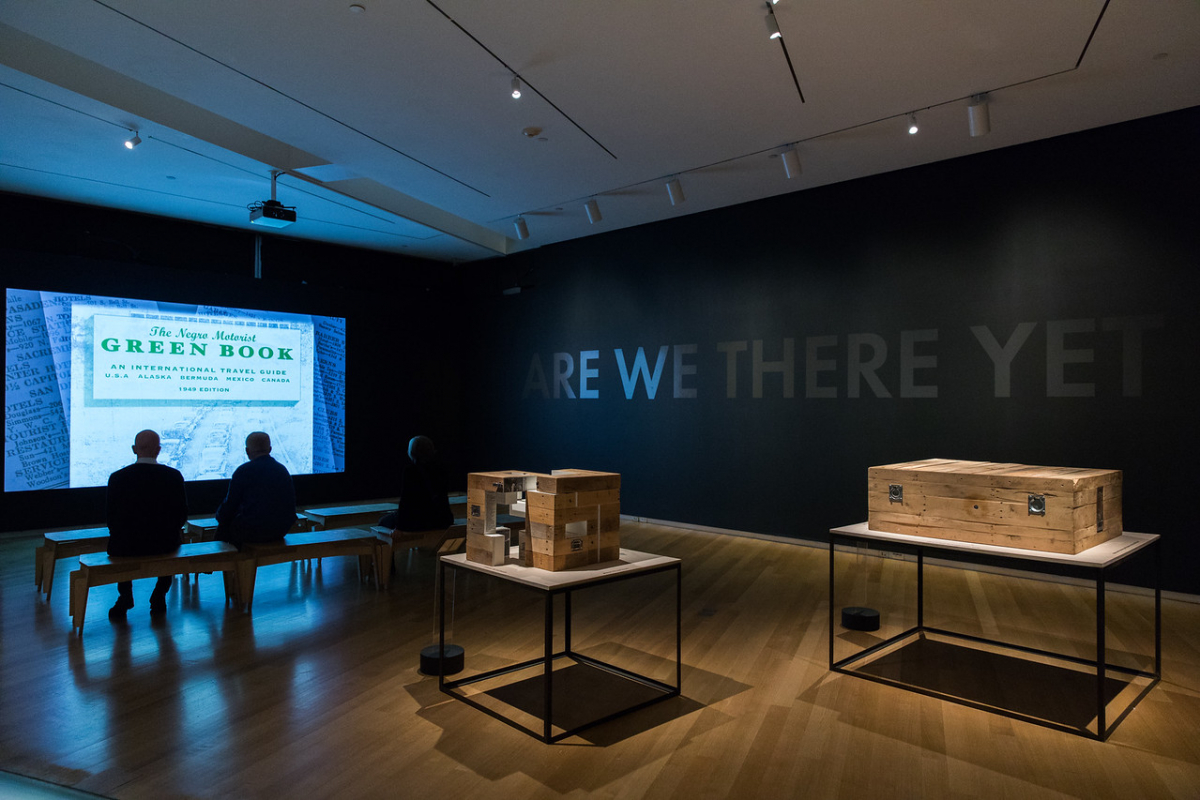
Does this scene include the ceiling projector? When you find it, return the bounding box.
[249,199,297,228]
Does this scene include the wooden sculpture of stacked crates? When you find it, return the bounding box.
[868,458,1122,554]
[466,469,621,570]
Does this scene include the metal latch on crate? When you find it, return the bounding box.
[1028,494,1046,516]
[888,484,903,503]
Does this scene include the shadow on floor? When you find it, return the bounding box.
[848,634,1136,731]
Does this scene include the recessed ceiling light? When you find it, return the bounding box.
[522,126,542,138]
[349,4,365,13]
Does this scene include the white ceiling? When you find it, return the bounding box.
[1,0,1198,264]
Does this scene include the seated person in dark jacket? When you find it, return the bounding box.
[216,431,296,546]
[379,435,453,532]
[106,429,189,620]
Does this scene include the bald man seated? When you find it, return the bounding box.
[215,431,297,547]
[106,429,189,621]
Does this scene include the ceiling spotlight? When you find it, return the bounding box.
[907,114,919,135]
[780,147,801,179]
[666,178,686,206]
[765,13,782,40]
[514,216,529,240]
[584,199,602,224]
[968,93,990,137]
[511,77,522,99]
[125,131,141,150]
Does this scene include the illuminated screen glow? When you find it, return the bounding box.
[5,288,346,491]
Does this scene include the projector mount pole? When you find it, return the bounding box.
[253,170,282,280]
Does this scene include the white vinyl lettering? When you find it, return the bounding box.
[673,344,698,399]
[753,339,794,398]
[552,352,577,399]
[614,346,668,399]
[1046,319,1095,398]
[847,333,890,399]
[970,323,1036,398]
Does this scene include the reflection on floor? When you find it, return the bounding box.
[0,770,110,799]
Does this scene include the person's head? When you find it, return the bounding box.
[132,429,161,460]
[408,435,435,465]
[245,431,272,459]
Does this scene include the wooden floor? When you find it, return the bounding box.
[2,522,1198,800]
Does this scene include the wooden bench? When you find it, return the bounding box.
[36,527,110,602]
[372,525,453,576]
[69,541,243,634]
[236,528,393,609]
[301,503,397,531]
[39,514,316,601]
[185,514,312,542]
[373,525,450,550]
[185,517,219,542]
[183,514,313,580]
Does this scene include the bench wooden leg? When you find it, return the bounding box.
[35,545,45,590]
[41,546,60,598]
[43,554,60,602]
[375,540,393,589]
[71,569,89,634]
[237,560,258,611]
[222,570,242,608]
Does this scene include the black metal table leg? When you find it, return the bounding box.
[917,547,924,630]
[1155,538,1162,677]
[1096,568,1107,739]
[565,589,573,655]
[828,533,837,669]
[676,562,683,688]
[438,559,447,690]
[544,589,553,742]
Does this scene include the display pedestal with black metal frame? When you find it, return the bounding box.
[829,522,1160,741]
[438,548,682,743]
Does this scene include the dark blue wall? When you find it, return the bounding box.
[464,107,1200,592]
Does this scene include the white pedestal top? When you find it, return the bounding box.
[831,521,1158,569]
[441,547,679,590]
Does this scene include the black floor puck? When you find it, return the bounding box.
[420,644,465,676]
[841,606,881,631]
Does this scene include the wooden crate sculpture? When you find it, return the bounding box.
[868,458,1122,554]
[467,469,620,570]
